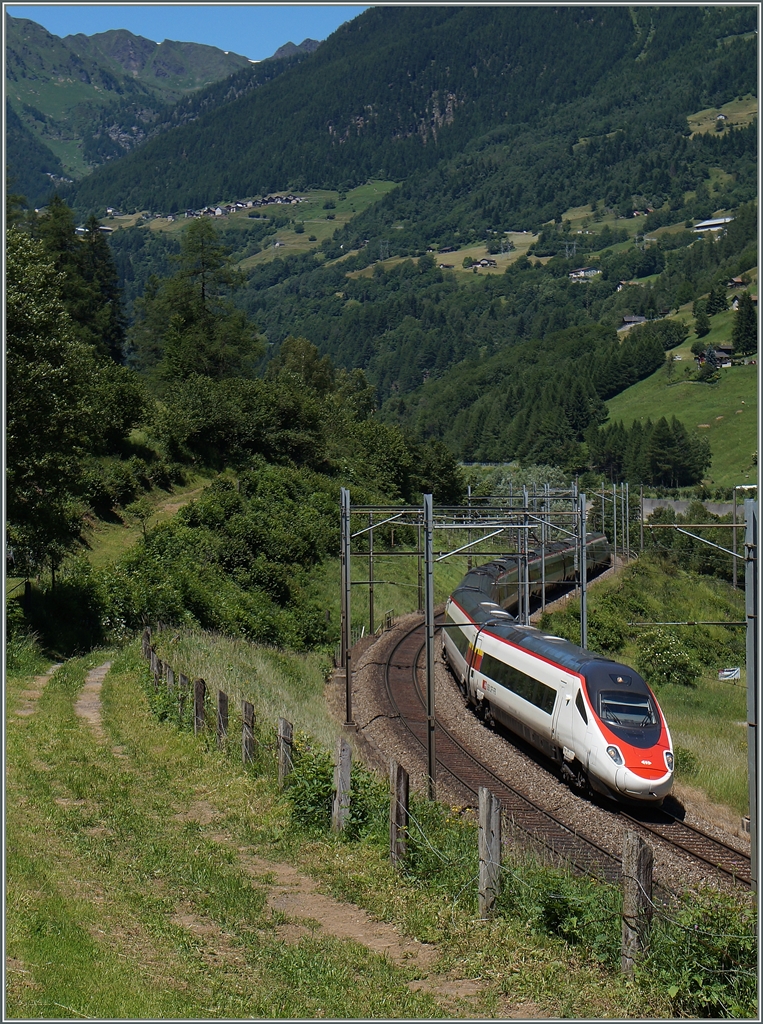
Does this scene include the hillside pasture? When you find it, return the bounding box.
[687,94,758,137]
[604,362,758,486]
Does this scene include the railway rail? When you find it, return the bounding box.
[381,616,751,891]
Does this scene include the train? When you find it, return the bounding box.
[442,536,674,804]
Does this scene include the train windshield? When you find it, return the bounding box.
[598,691,657,728]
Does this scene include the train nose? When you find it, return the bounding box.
[615,767,673,800]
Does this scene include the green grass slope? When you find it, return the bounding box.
[606,299,758,488]
[605,363,757,486]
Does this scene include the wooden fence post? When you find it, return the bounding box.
[389,759,409,868]
[166,665,174,693]
[277,718,293,789]
[621,830,654,975]
[193,678,206,735]
[149,647,157,686]
[154,657,163,692]
[332,737,352,832]
[479,787,502,919]
[178,673,189,724]
[242,700,256,764]
[217,690,228,749]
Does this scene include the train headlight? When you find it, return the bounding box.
[664,750,674,772]
[606,745,623,765]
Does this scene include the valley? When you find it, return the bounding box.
[5,6,759,1019]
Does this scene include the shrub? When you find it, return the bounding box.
[674,745,700,778]
[636,628,701,687]
[640,889,757,1018]
[287,736,334,832]
[586,606,626,653]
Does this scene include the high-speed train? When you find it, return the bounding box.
[442,541,674,804]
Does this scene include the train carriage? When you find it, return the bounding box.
[443,537,673,803]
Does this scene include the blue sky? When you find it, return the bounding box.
[6,4,370,61]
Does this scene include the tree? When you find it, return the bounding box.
[128,218,264,389]
[6,228,98,573]
[34,197,126,361]
[125,497,154,540]
[731,292,757,355]
[705,283,728,316]
[694,303,710,338]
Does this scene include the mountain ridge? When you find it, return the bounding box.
[4,14,322,205]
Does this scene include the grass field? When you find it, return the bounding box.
[7,640,690,1020]
[135,181,399,262]
[605,362,758,486]
[81,472,216,569]
[687,93,758,137]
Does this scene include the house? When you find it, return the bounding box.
[569,266,600,280]
[621,315,647,326]
[438,246,456,254]
[727,276,745,288]
[479,258,497,268]
[731,294,758,310]
[438,263,454,269]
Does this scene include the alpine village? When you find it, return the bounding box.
[5,6,760,1020]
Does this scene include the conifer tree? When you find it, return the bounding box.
[694,303,710,338]
[731,292,757,355]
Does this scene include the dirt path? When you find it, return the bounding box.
[74,662,111,742]
[64,659,539,1016]
[14,663,62,717]
[240,854,438,969]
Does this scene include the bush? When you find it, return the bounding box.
[640,889,757,1017]
[674,745,699,778]
[636,629,701,687]
[287,737,334,832]
[587,606,626,653]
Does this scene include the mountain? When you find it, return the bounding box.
[271,39,320,60]
[60,29,252,96]
[68,5,757,223]
[4,14,251,204]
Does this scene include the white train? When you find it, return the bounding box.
[443,545,674,804]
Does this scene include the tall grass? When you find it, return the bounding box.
[152,628,337,749]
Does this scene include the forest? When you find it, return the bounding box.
[66,5,757,226]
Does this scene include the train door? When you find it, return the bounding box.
[551,679,574,757]
[571,682,591,769]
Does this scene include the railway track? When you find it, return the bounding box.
[382,617,751,890]
[385,619,622,884]
[621,809,751,887]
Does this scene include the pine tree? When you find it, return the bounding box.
[128,218,263,389]
[731,292,757,355]
[694,303,710,338]
[34,197,126,361]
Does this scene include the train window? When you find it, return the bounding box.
[446,621,471,659]
[481,653,556,715]
[575,690,588,724]
[598,691,657,728]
